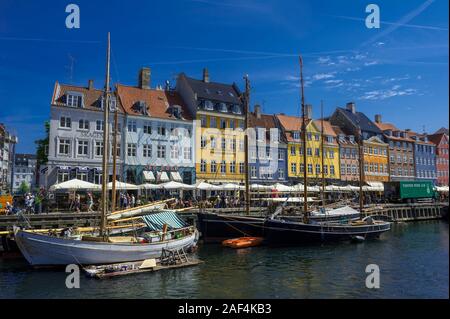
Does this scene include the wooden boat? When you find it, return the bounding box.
[222,237,263,248]
[14,226,198,266]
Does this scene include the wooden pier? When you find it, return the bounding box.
[361,203,447,222]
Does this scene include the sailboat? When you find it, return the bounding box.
[263,56,391,245]
[14,33,198,266]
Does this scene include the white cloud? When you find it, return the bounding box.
[312,73,336,80]
[360,87,417,100]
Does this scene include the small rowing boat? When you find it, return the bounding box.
[222,237,263,249]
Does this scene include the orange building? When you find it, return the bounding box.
[362,136,389,182]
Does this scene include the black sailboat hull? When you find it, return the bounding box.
[264,219,391,245]
[196,212,265,243]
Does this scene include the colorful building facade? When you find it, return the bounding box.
[277,109,340,184]
[248,106,288,184]
[176,69,246,184]
[429,132,449,186]
[332,126,360,183]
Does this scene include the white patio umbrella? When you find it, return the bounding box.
[272,183,293,192]
[50,179,101,191]
[160,181,196,190]
[139,183,162,190]
[220,183,245,191]
[196,181,221,191]
[107,180,139,190]
[250,183,272,190]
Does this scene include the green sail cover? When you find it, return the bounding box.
[141,211,188,231]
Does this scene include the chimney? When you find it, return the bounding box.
[88,79,94,90]
[254,104,261,119]
[203,68,209,83]
[305,104,313,120]
[138,67,151,89]
[405,128,411,132]
[375,114,382,124]
[346,102,356,114]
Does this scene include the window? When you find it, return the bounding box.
[229,120,235,130]
[127,120,137,132]
[341,164,346,175]
[184,147,191,160]
[315,164,321,175]
[143,144,152,157]
[291,146,296,156]
[315,148,320,157]
[307,133,312,141]
[96,120,104,131]
[200,116,207,127]
[220,161,226,174]
[230,161,236,173]
[115,143,121,157]
[239,162,245,174]
[278,149,284,160]
[329,150,334,159]
[323,149,327,158]
[67,94,82,107]
[57,171,69,183]
[315,134,320,141]
[60,116,71,128]
[58,139,70,155]
[291,163,297,174]
[293,131,300,140]
[352,164,357,175]
[77,140,89,156]
[231,138,237,151]
[278,168,284,179]
[300,163,305,173]
[347,164,352,175]
[157,126,166,136]
[95,141,104,157]
[157,145,166,158]
[307,164,313,174]
[78,119,89,130]
[330,165,335,175]
[201,136,207,148]
[200,160,206,173]
[144,123,152,134]
[307,148,312,156]
[210,160,217,173]
[220,119,227,129]
[323,165,328,175]
[239,140,245,151]
[170,145,179,159]
[76,172,87,181]
[210,117,217,128]
[221,138,226,150]
[127,143,136,157]
[250,166,257,178]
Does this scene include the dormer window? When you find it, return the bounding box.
[349,135,355,143]
[100,96,117,111]
[232,104,242,114]
[293,131,300,140]
[203,100,214,110]
[66,92,83,108]
[171,105,182,119]
[423,136,428,142]
[219,102,228,113]
[133,100,148,115]
[386,130,392,136]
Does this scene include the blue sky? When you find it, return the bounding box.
[0,0,448,153]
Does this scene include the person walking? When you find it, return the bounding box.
[123,193,128,209]
[131,194,136,208]
[87,192,94,212]
[74,194,81,213]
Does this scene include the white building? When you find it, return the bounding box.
[13,154,37,192]
[0,124,18,193]
[44,80,126,188]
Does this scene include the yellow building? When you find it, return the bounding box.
[177,69,246,183]
[276,114,340,182]
[363,136,389,182]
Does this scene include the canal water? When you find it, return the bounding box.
[0,221,448,299]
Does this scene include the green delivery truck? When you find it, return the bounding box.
[384,181,438,203]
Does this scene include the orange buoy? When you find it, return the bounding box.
[222,237,263,249]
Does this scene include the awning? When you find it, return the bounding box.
[217,183,244,191]
[107,180,139,190]
[139,183,162,190]
[367,182,384,188]
[57,165,71,171]
[157,171,170,182]
[160,181,196,190]
[170,171,183,182]
[196,181,221,190]
[143,171,155,182]
[77,167,89,172]
[141,211,189,231]
[50,179,101,191]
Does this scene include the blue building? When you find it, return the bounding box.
[248,105,288,184]
[408,131,437,183]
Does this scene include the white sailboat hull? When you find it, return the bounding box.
[14,229,198,266]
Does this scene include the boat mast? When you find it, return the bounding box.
[357,127,364,214]
[100,32,111,237]
[321,100,325,209]
[299,56,308,222]
[111,103,118,213]
[244,75,250,215]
